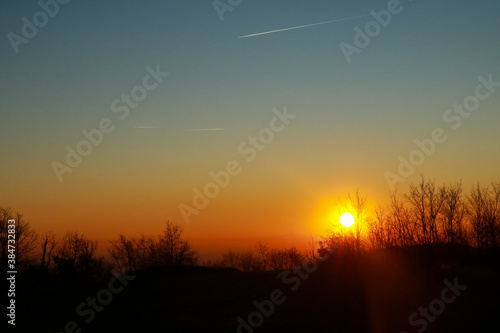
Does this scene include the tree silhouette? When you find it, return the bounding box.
[318,177,500,254]
[109,234,137,271]
[54,231,100,279]
[405,176,446,245]
[40,231,58,270]
[109,221,198,270]
[157,221,198,266]
[349,189,367,252]
[441,181,466,244]
[221,250,239,268]
[0,207,38,271]
[467,182,500,248]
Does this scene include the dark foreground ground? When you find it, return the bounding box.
[15,245,500,332]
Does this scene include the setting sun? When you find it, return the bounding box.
[339,212,355,228]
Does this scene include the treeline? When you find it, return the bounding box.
[205,242,310,272]
[0,213,197,280]
[108,221,198,271]
[1,177,499,277]
[318,177,500,255]
[0,205,314,276]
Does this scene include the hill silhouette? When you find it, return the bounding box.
[18,244,500,332]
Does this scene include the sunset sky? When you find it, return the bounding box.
[1,0,499,259]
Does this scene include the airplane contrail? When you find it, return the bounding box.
[188,128,225,131]
[238,14,371,39]
[134,126,225,131]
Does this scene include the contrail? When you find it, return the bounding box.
[134,126,225,131]
[188,128,225,131]
[238,14,370,39]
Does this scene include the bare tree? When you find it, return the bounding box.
[266,247,305,271]
[109,234,137,271]
[132,235,157,268]
[485,182,500,248]
[389,191,416,246]
[469,182,500,248]
[349,189,367,252]
[406,179,427,244]
[428,182,447,243]
[267,249,290,271]
[55,232,98,275]
[157,221,198,266]
[467,183,488,248]
[286,246,305,267]
[221,250,239,268]
[367,205,390,249]
[238,251,262,271]
[405,176,446,244]
[440,182,466,244]
[307,235,319,260]
[109,222,197,270]
[255,241,270,270]
[40,231,58,270]
[0,207,38,270]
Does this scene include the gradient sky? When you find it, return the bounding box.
[1,0,499,259]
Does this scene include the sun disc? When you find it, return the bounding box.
[340,212,355,228]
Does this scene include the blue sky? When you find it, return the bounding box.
[1,0,499,249]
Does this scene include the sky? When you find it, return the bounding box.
[1,0,499,260]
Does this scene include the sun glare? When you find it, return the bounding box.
[339,212,355,228]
